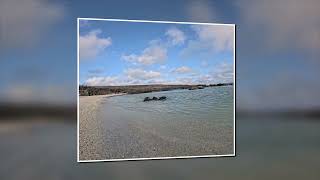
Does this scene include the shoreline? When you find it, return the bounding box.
[79,88,234,160]
[79,93,127,119]
[79,93,126,160]
[79,93,127,115]
[79,83,233,96]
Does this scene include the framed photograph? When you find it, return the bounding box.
[77,18,235,162]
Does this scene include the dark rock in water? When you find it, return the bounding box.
[159,96,166,100]
[143,96,166,101]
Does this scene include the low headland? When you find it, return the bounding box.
[79,83,233,96]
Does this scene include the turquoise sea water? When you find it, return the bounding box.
[96,86,234,159]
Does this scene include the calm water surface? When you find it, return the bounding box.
[96,86,234,158]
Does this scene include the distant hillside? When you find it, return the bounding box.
[79,83,233,96]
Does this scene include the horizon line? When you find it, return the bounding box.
[79,82,234,87]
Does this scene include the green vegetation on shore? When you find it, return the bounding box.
[79,83,233,96]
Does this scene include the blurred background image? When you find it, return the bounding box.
[1,0,320,179]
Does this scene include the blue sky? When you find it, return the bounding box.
[79,20,234,85]
[1,0,320,109]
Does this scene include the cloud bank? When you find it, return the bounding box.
[125,68,161,80]
[181,25,234,57]
[122,45,167,65]
[85,76,118,86]
[172,66,193,74]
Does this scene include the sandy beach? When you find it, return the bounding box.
[79,94,126,160]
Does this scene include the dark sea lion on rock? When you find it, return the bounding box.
[143,97,151,102]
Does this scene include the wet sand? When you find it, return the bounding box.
[79,94,126,160]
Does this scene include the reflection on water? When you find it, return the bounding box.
[1,116,320,179]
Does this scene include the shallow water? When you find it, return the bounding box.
[95,86,234,159]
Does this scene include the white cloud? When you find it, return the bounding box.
[125,68,161,80]
[79,29,112,60]
[174,77,195,85]
[85,76,118,86]
[84,68,162,86]
[122,45,167,65]
[0,0,64,48]
[121,54,138,63]
[121,27,185,66]
[193,25,234,52]
[210,62,234,83]
[170,62,233,85]
[83,63,233,86]
[165,27,186,45]
[181,25,234,57]
[172,66,193,74]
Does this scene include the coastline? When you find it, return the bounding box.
[79,87,234,160]
[79,83,233,96]
[79,93,126,160]
[79,94,127,118]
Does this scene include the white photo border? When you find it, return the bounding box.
[77,18,236,162]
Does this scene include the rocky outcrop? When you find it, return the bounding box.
[143,96,167,102]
